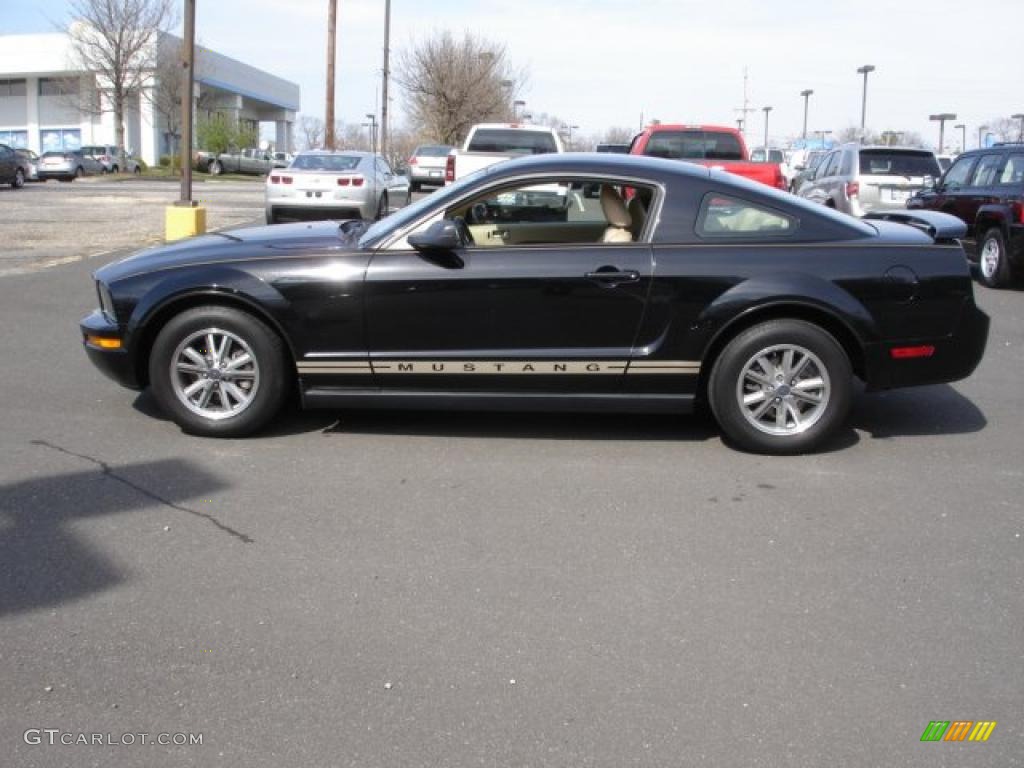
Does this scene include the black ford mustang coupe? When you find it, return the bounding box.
[81,154,988,454]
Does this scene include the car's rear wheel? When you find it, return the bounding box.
[977,228,1012,289]
[74,166,84,179]
[209,160,223,176]
[13,168,24,189]
[708,319,852,454]
[376,192,388,220]
[149,306,290,437]
[133,165,142,175]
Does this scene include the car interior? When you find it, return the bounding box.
[444,179,655,247]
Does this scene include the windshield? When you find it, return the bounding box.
[859,150,940,177]
[359,166,494,248]
[290,154,362,171]
[466,129,558,155]
[643,130,744,161]
[415,145,452,157]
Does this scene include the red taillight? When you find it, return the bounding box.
[890,345,935,360]
[445,154,455,183]
[1013,202,1024,224]
[408,156,417,165]
[351,176,364,187]
[281,176,292,185]
[269,175,280,184]
[845,181,860,198]
[337,177,350,186]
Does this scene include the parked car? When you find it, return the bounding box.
[790,150,826,194]
[446,123,563,184]
[0,142,30,188]
[80,144,142,174]
[629,125,787,190]
[407,144,453,191]
[265,150,411,224]
[81,153,988,454]
[15,148,39,181]
[36,150,104,181]
[799,144,941,216]
[908,144,1024,288]
[194,147,273,176]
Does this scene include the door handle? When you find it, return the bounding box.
[585,269,640,284]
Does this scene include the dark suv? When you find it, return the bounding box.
[908,143,1024,288]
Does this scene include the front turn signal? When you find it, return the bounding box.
[86,335,122,350]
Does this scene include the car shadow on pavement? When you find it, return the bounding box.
[850,384,986,439]
[322,409,721,442]
[0,453,228,617]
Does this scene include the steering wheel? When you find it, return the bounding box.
[452,216,474,246]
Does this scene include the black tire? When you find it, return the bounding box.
[12,168,24,189]
[405,188,412,206]
[376,192,388,220]
[148,306,290,437]
[976,228,1013,289]
[266,208,276,225]
[111,165,119,174]
[707,319,852,455]
[208,160,223,176]
[133,165,142,175]
[75,166,84,179]
[410,181,420,194]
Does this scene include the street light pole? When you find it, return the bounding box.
[325,0,337,150]
[380,0,390,160]
[365,113,377,155]
[929,113,957,154]
[815,129,832,147]
[857,64,875,135]
[762,106,772,151]
[954,123,966,153]
[800,89,813,140]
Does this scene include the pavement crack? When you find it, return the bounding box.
[30,440,254,544]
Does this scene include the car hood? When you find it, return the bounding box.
[96,220,369,282]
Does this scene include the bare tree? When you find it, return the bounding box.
[602,126,635,145]
[987,116,1021,143]
[65,0,175,155]
[298,115,326,150]
[145,37,216,158]
[395,31,526,146]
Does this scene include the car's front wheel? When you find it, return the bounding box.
[376,192,388,220]
[149,306,290,437]
[12,168,24,189]
[209,160,223,176]
[708,319,852,454]
[977,228,1012,289]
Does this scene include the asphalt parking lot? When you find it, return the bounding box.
[1,180,1021,767]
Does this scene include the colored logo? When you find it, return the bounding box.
[920,721,997,742]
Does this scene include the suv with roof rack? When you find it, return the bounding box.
[908,143,1024,288]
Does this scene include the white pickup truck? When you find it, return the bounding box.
[445,123,564,184]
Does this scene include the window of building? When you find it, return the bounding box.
[39,78,74,96]
[0,79,27,97]
[0,130,29,148]
[40,129,82,152]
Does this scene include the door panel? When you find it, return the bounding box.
[364,244,653,393]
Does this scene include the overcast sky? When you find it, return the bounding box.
[6,0,1023,149]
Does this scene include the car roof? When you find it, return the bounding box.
[482,151,713,182]
[470,123,557,133]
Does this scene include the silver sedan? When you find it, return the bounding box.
[265,150,411,224]
[36,150,104,181]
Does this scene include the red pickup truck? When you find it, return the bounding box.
[629,124,786,190]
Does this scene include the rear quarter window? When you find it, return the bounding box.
[999,154,1024,186]
[696,193,797,238]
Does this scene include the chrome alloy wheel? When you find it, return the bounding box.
[980,236,1001,280]
[170,328,260,420]
[736,344,830,436]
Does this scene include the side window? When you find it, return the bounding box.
[696,194,797,238]
[969,155,1004,187]
[442,178,657,247]
[378,158,392,175]
[817,152,837,179]
[840,151,854,176]
[998,154,1024,186]
[943,155,975,189]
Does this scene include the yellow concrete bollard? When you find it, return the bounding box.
[165,204,207,242]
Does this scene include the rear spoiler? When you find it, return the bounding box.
[863,210,966,243]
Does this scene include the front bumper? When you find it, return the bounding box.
[80,310,140,389]
[864,300,990,390]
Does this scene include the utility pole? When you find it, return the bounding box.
[800,89,813,140]
[380,0,391,160]
[857,64,875,136]
[735,66,753,140]
[762,106,772,151]
[325,0,337,150]
[365,113,377,155]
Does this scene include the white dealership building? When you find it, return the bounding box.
[0,31,299,164]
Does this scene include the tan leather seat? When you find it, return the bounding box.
[627,195,647,240]
[600,186,633,243]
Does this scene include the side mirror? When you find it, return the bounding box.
[408,219,466,266]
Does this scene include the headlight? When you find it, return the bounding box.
[96,281,117,322]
